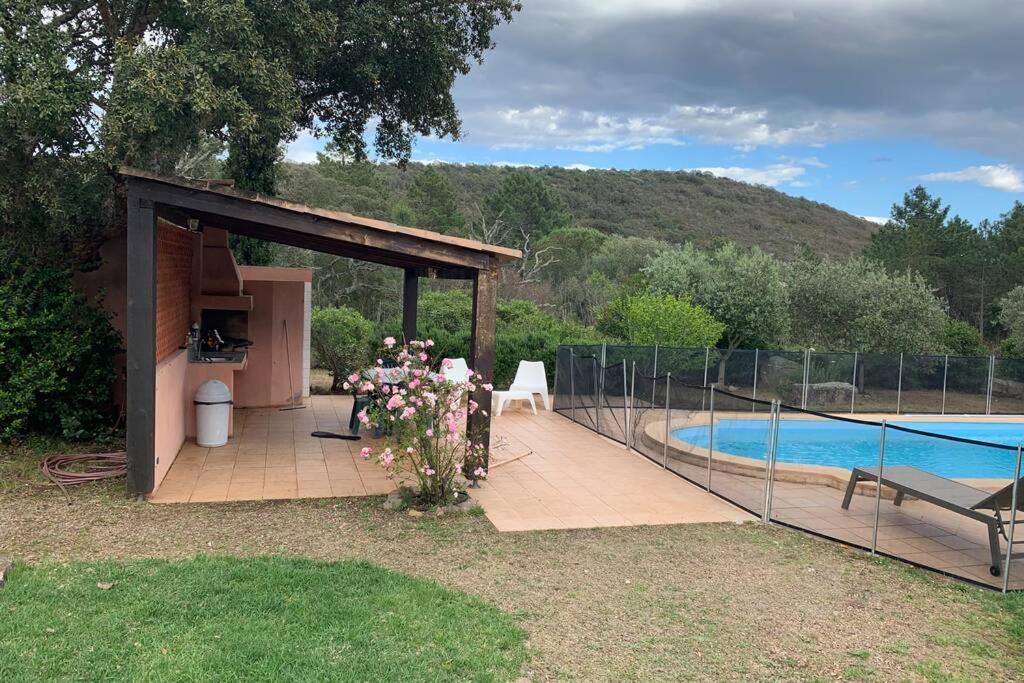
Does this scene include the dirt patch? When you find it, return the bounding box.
[1,481,1022,681]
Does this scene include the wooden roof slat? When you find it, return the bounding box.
[121,167,521,272]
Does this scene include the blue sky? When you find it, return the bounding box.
[288,0,1024,226]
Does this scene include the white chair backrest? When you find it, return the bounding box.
[510,360,547,391]
[442,357,470,383]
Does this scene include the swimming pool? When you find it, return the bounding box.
[672,420,1024,479]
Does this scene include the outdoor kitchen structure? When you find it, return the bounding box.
[105,168,519,498]
[76,213,313,491]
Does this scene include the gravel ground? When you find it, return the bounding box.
[2,471,1023,682]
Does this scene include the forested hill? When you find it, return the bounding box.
[372,163,877,258]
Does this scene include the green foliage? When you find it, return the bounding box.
[998,286,1024,358]
[310,307,374,391]
[645,242,790,351]
[785,256,948,353]
[0,264,121,441]
[943,319,988,357]
[484,170,572,244]
[591,235,667,283]
[597,292,724,348]
[391,289,601,387]
[1,0,520,262]
[367,162,879,258]
[407,167,465,234]
[865,186,992,332]
[536,226,608,286]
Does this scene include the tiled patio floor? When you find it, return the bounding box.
[151,396,752,533]
[622,407,1024,590]
[149,396,394,503]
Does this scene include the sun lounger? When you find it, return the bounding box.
[842,465,1024,576]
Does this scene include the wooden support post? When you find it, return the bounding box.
[126,190,157,496]
[468,263,498,468]
[402,268,418,343]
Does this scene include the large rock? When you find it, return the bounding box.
[759,355,803,390]
[992,378,1024,399]
[787,381,855,406]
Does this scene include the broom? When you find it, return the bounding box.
[279,318,306,411]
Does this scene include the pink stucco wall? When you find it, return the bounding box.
[154,349,188,489]
[234,270,311,408]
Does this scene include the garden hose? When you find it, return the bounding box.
[40,451,128,503]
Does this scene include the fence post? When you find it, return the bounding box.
[623,360,630,449]
[987,355,995,415]
[1003,443,1023,593]
[801,349,810,409]
[662,373,671,468]
[752,349,760,410]
[765,400,781,521]
[569,349,576,424]
[706,385,715,492]
[941,354,948,416]
[595,356,603,434]
[871,420,887,556]
[896,353,904,415]
[850,351,858,414]
[762,400,778,522]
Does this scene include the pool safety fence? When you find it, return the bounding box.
[554,344,1024,417]
[552,345,1024,591]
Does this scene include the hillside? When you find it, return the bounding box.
[276,161,878,258]
[371,163,878,258]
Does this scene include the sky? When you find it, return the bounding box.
[287,0,1024,225]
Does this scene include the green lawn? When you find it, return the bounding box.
[0,556,526,682]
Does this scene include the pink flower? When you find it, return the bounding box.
[386,394,404,410]
[425,428,434,437]
[348,372,360,383]
[383,336,396,348]
[357,410,369,424]
[482,383,493,392]
[442,358,454,369]
[425,339,434,347]
[400,406,416,420]
[423,466,435,476]
[418,352,428,362]
[473,467,487,478]
[359,447,372,459]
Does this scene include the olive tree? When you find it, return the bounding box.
[646,242,788,361]
[785,256,948,353]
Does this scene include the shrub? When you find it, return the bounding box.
[596,291,724,348]
[0,263,121,441]
[310,306,374,391]
[943,319,988,357]
[352,338,490,505]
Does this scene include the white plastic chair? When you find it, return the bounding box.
[441,357,470,383]
[509,360,551,411]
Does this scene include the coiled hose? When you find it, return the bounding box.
[40,451,128,502]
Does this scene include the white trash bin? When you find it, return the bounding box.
[195,380,232,447]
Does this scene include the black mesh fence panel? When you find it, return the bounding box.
[853,353,901,413]
[598,360,629,445]
[704,388,772,516]
[992,358,1024,415]
[945,355,990,415]
[898,354,946,415]
[805,352,857,413]
[751,351,806,405]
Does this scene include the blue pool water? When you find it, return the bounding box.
[673,420,1024,478]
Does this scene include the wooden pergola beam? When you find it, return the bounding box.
[467,263,499,465]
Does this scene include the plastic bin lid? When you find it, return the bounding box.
[195,379,232,404]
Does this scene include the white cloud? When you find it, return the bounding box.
[919,164,1024,192]
[859,215,889,225]
[478,103,827,152]
[690,163,806,187]
[565,163,597,171]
